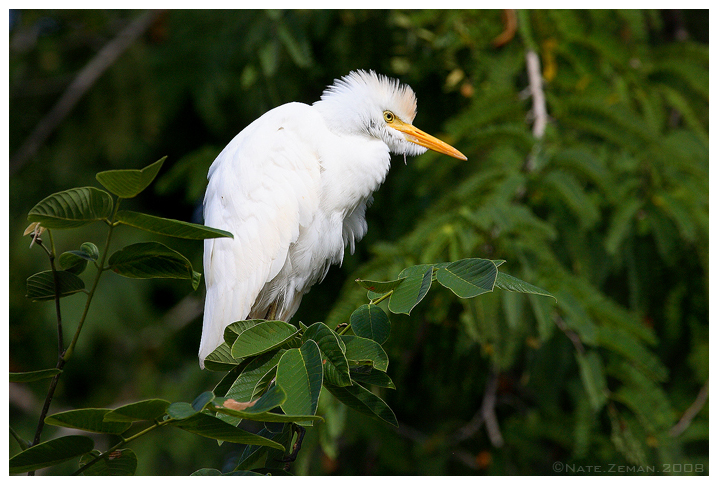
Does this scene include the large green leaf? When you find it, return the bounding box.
[341,335,389,372]
[324,382,397,427]
[10,435,95,474]
[275,340,323,426]
[435,258,497,298]
[79,449,137,476]
[10,368,62,383]
[303,322,351,386]
[95,157,166,198]
[388,264,433,314]
[27,187,113,229]
[26,270,85,301]
[116,210,232,239]
[45,409,131,434]
[108,242,201,290]
[350,304,390,344]
[494,271,556,300]
[172,413,285,451]
[230,320,299,359]
[103,399,170,423]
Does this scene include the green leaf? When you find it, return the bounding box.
[167,402,199,420]
[341,335,389,372]
[350,304,390,344]
[26,270,85,301]
[10,435,94,474]
[58,251,89,275]
[275,340,323,426]
[95,156,166,198]
[103,399,170,422]
[302,322,351,386]
[350,367,396,389]
[27,187,113,229]
[388,264,433,314]
[10,368,62,383]
[436,258,497,298]
[80,242,100,261]
[213,387,323,424]
[191,468,224,476]
[223,319,266,346]
[231,320,299,359]
[233,382,286,414]
[108,242,200,290]
[222,349,285,422]
[116,210,232,240]
[192,391,215,411]
[576,351,608,411]
[79,449,137,476]
[494,272,556,301]
[45,409,131,434]
[204,342,242,371]
[354,277,406,293]
[227,351,285,401]
[172,413,285,451]
[324,382,397,427]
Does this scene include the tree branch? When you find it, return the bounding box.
[526,50,547,139]
[670,380,709,437]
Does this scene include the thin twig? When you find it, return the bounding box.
[553,314,585,354]
[72,420,166,475]
[29,235,67,468]
[526,50,548,139]
[10,10,164,176]
[480,370,504,448]
[670,380,709,437]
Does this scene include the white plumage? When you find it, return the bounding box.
[199,70,466,366]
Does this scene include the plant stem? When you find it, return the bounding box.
[47,231,64,358]
[370,292,392,306]
[64,199,121,360]
[72,419,169,476]
[29,199,122,466]
[29,232,65,474]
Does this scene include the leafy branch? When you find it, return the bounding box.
[10,158,555,475]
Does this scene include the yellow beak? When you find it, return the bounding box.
[392,119,467,161]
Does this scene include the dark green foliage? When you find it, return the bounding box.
[9,9,707,476]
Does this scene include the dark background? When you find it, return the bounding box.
[8,10,708,475]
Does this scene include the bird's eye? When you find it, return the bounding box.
[383,111,395,123]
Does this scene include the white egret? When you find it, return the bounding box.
[199,70,466,366]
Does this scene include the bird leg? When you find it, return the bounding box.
[265,301,278,321]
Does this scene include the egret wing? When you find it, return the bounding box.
[199,103,322,365]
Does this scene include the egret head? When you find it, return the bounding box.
[314,70,467,160]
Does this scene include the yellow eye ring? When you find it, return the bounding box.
[383,111,395,123]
